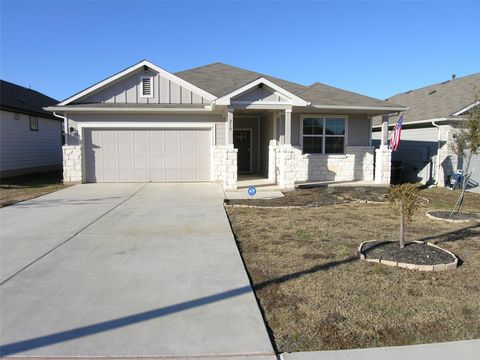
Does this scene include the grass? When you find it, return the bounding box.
[0,171,69,207]
[226,187,480,352]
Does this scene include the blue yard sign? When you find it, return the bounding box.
[247,186,257,197]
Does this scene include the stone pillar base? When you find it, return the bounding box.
[276,144,296,189]
[63,145,83,183]
[212,145,238,190]
[375,147,392,185]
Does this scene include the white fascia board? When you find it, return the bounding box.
[44,106,214,114]
[311,104,409,112]
[58,60,216,106]
[76,122,215,129]
[452,100,480,116]
[371,117,464,129]
[214,77,309,106]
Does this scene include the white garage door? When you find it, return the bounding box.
[84,129,211,182]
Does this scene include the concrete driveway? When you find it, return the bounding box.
[0,183,274,358]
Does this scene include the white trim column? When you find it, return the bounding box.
[226,107,234,146]
[380,114,389,148]
[284,108,292,145]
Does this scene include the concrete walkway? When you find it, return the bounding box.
[282,339,480,360]
[0,183,274,358]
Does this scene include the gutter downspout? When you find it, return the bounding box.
[432,120,441,185]
[53,112,68,146]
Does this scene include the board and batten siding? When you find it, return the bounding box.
[66,113,227,147]
[232,86,288,103]
[80,69,211,105]
[0,110,62,174]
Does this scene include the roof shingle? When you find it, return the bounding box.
[373,72,480,126]
[175,62,305,97]
[0,80,58,119]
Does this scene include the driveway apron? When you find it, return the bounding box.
[0,183,274,357]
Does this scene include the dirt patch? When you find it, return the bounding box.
[362,241,455,265]
[0,171,69,207]
[226,187,480,352]
[226,186,388,207]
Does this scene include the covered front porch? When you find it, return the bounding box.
[211,77,395,190]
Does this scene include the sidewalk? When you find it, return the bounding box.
[281,339,480,360]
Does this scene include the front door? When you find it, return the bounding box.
[234,129,251,173]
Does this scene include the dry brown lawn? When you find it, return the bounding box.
[226,187,480,352]
[0,171,69,208]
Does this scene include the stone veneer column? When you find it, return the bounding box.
[63,145,83,183]
[268,140,277,183]
[276,144,296,189]
[212,145,238,190]
[375,147,392,184]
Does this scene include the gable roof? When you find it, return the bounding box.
[215,77,309,106]
[58,60,216,106]
[373,72,480,126]
[0,80,58,119]
[297,82,404,110]
[176,62,404,111]
[175,62,306,97]
[49,60,406,112]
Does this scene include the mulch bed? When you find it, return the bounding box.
[362,241,456,265]
[428,211,480,221]
[225,186,388,207]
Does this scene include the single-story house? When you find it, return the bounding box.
[372,73,480,188]
[45,60,406,189]
[0,80,62,178]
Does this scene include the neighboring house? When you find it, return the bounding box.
[372,73,480,188]
[0,80,62,178]
[45,60,406,189]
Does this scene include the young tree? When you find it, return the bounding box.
[450,95,480,215]
[388,183,421,249]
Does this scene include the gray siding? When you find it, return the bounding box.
[0,110,62,172]
[260,111,275,176]
[216,121,226,146]
[469,153,480,188]
[372,126,439,183]
[80,69,211,105]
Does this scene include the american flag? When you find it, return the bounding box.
[389,114,403,151]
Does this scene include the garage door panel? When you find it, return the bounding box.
[85,128,211,182]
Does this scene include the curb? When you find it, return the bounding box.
[358,240,458,272]
[426,211,480,223]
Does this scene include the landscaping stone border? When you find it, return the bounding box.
[426,211,480,223]
[358,240,458,272]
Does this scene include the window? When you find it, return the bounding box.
[302,117,346,154]
[141,76,153,98]
[30,116,39,131]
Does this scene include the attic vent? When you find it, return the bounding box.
[141,76,153,98]
[428,90,437,95]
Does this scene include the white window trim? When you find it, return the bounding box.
[140,76,154,98]
[300,115,349,155]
